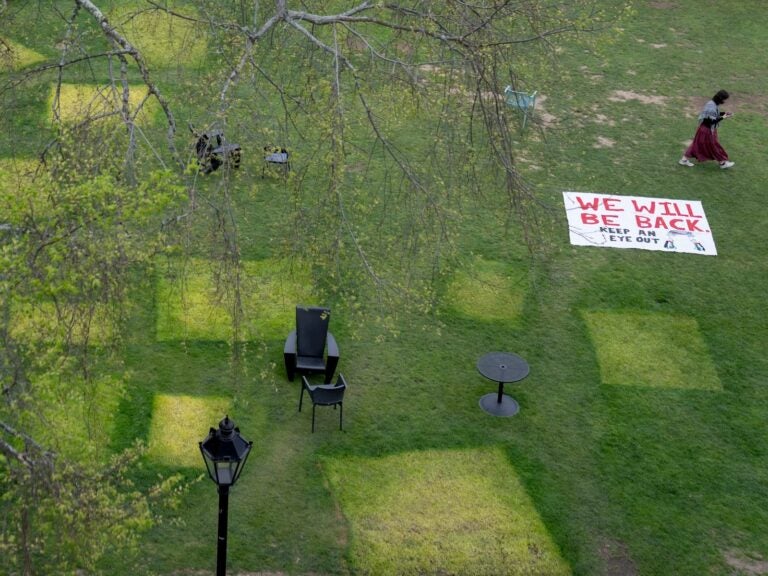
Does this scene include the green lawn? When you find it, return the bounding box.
[2,1,768,575]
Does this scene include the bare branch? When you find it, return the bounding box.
[287,1,376,24]
[52,3,82,123]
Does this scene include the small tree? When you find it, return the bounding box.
[0,3,630,570]
[0,426,183,576]
[0,144,186,573]
[2,0,630,307]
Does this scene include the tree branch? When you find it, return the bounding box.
[74,0,179,163]
[0,421,53,469]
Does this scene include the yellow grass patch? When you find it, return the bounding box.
[11,301,115,346]
[156,258,315,342]
[147,394,231,468]
[582,310,721,389]
[446,257,527,324]
[0,157,44,197]
[0,38,46,71]
[32,373,124,461]
[48,83,157,125]
[324,448,572,576]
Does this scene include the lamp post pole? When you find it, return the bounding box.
[199,415,252,576]
[217,485,229,576]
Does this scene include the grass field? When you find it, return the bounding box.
[2,1,768,575]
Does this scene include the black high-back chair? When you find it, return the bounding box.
[284,306,339,384]
[299,374,347,432]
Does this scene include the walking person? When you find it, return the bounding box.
[679,89,735,169]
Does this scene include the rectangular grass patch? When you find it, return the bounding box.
[445,257,527,325]
[11,301,114,346]
[32,373,124,462]
[0,159,45,261]
[323,447,571,576]
[155,258,315,342]
[0,157,34,182]
[0,38,46,71]
[147,394,231,468]
[582,310,721,390]
[48,83,157,125]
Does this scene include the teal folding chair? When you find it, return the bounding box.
[504,86,537,130]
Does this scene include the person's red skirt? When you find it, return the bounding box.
[684,124,728,162]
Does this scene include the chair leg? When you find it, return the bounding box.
[284,353,296,381]
[299,385,304,412]
[325,356,339,384]
[312,405,316,433]
[339,402,343,431]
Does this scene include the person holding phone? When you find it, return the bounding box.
[679,89,735,169]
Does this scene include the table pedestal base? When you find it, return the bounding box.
[479,393,519,417]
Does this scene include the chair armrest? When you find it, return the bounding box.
[327,331,339,359]
[284,330,297,354]
[324,331,340,383]
[284,330,297,381]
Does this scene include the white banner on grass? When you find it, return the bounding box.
[562,191,717,256]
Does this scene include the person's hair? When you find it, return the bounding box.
[713,90,730,105]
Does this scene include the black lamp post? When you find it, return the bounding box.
[199,415,252,576]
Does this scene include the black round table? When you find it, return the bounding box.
[476,352,530,417]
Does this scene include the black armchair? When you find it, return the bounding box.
[299,374,347,432]
[284,306,339,384]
